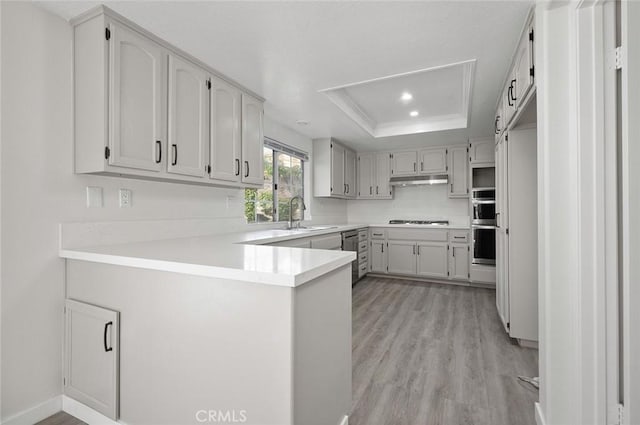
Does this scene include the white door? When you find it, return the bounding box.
[210,77,241,182]
[450,244,470,280]
[391,151,417,176]
[167,54,208,178]
[387,241,416,275]
[418,148,447,174]
[370,241,387,273]
[109,22,164,171]
[358,153,374,198]
[416,243,448,278]
[331,143,346,196]
[65,299,119,420]
[514,27,534,110]
[448,146,469,197]
[345,149,357,198]
[375,152,392,199]
[241,94,264,185]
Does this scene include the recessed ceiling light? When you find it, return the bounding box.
[296,120,310,126]
[410,111,419,117]
[401,92,413,101]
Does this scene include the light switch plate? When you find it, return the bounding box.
[119,189,132,208]
[86,186,103,208]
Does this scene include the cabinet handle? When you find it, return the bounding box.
[413,245,416,255]
[510,79,517,102]
[347,184,350,194]
[171,144,178,166]
[414,163,416,172]
[421,162,424,172]
[417,245,420,255]
[453,248,456,258]
[454,236,466,239]
[370,186,372,195]
[235,159,240,176]
[244,161,250,178]
[381,244,384,253]
[155,141,162,163]
[103,321,113,352]
[376,186,379,195]
[450,183,453,192]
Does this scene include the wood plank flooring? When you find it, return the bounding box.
[351,276,538,425]
[35,412,86,425]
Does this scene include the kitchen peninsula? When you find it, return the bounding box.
[60,226,359,425]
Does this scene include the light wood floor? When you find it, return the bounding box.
[35,412,86,425]
[351,276,538,425]
[39,276,537,425]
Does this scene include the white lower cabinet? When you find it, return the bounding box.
[416,243,449,278]
[449,244,470,280]
[387,241,417,275]
[65,299,119,420]
[370,240,387,273]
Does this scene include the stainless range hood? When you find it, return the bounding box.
[389,174,449,186]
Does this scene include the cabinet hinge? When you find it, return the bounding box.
[274,183,278,190]
[615,46,623,70]
[506,228,509,235]
[618,403,624,425]
[105,27,111,40]
[507,322,510,329]
[206,79,211,90]
[530,66,535,78]
[529,29,534,42]
[104,146,110,159]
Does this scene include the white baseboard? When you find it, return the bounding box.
[1,396,62,425]
[518,339,539,349]
[62,396,121,425]
[338,415,349,425]
[535,402,546,425]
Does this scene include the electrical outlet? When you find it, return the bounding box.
[86,186,103,208]
[119,189,132,208]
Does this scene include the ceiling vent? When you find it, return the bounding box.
[319,60,476,138]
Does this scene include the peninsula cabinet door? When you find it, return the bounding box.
[65,299,120,420]
[387,241,417,275]
[210,77,241,182]
[167,54,209,178]
[109,22,165,172]
[416,243,449,278]
[241,94,265,185]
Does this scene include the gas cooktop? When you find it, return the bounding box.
[388,220,450,225]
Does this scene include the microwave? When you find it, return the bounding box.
[472,200,496,225]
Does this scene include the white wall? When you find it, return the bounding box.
[346,184,469,225]
[0,2,345,421]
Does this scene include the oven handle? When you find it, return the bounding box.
[471,225,498,230]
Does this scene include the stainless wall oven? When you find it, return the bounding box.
[471,188,496,226]
[472,225,496,265]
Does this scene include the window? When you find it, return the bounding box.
[244,139,307,223]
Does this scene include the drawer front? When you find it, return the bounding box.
[310,233,342,250]
[449,230,470,243]
[386,228,448,242]
[358,262,368,277]
[358,229,368,242]
[370,228,386,239]
[358,241,368,252]
[358,251,369,263]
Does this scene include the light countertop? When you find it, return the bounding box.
[59,222,469,287]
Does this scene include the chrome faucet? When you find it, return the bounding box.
[288,196,306,229]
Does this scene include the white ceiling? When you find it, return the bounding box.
[38,1,533,152]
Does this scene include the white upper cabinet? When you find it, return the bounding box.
[73,8,264,188]
[240,94,264,186]
[331,143,346,196]
[514,26,534,109]
[167,54,209,178]
[391,151,417,176]
[448,145,469,198]
[209,77,241,182]
[374,152,392,199]
[345,149,357,198]
[357,153,374,198]
[469,139,496,164]
[109,22,165,172]
[418,148,447,174]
